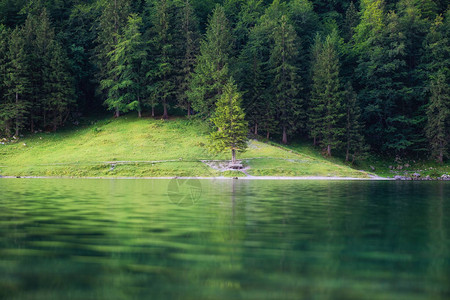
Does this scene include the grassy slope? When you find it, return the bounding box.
[0,115,370,178]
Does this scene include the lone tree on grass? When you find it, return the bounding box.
[210,80,248,165]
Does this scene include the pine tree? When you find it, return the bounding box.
[308,31,345,157]
[149,0,175,120]
[23,9,55,131]
[0,25,8,134]
[210,79,248,164]
[188,5,233,117]
[174,0,200,116]
[45,40,75,130]
[425,71,449,163]
[3,27,30,137]
[344,1,359,42]
[96,0,131,117]
[344,81,368,162]
[269,15,303,145]
[110,14,147,117]
[355,0,411,154]
[237,17,273,137]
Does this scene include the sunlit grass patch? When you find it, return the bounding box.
[0,115,369,178]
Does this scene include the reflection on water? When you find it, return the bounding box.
[0,179,449,300]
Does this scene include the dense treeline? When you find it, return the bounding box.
[0,0,448,162]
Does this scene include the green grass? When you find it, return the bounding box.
[0,115,370,178]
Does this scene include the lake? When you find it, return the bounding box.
[0,179,449,300]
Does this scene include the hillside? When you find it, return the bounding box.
[0,116,370,178]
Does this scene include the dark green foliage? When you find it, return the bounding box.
[309,31,345,157]
[210,79,248,163]
[0,0,448,163]
[425,71,449,163]
[270,14,303,145]
[344,81,368,162]
[96,0,131,117]
[174,0,200,116]
[355,0,414,154]
[2,26,30,137]
[188,5,233,117]
[109,14,147,117]
[148,0,176,119]
[44,40,75,130]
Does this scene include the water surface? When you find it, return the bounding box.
[0,179,449,300]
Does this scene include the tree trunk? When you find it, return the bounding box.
[266,130,270,139]
[5,120,11,138]
[282,126,288,144]
[152,106,155,117]
[163,98,168,120]
[115,107,120,118]
[138,96,142,118]
[187,102,191,117]
[232,149,236,164]
[346,144,350,162]
[254,122,258,135]
[15,93,19,136]
[313,136,316,146]
[327,144,332,157]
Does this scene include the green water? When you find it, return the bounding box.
[0,179,449,300]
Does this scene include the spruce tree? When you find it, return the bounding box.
[210,79,248,164]
[355,0,411,153]
[188,5,233,117]
[344,1,359,42]
[4,27,30,137]
[269,15,303,145]
[96,0,131,117]
[174,0,199,117]
[110,14,147,117]
[308,31,345,157]
[344,82,368,162]
[45,40,75,130]
[425,71,449,163]
[0,25,8,135]
[149,0,175,120]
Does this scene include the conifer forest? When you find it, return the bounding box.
[0,0,448,162]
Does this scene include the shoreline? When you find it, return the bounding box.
[0,175,391,180]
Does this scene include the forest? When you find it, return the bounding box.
[0,0,448,163]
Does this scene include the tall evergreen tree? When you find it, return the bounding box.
[210,79,248,164]
[0,25,8,130]
[425,70,449,163]
[3,27,30,136]
[355,0,412,154]
[269,14,303,145]
[308,31,345,157]
[174,0,200,116]
[44,40,75,130]
[188,5,233,117]
[149,0,175,120]
[343,1,358,42]
[96,0,131,117]
[110,14,147,117]
[344,81,367,162]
